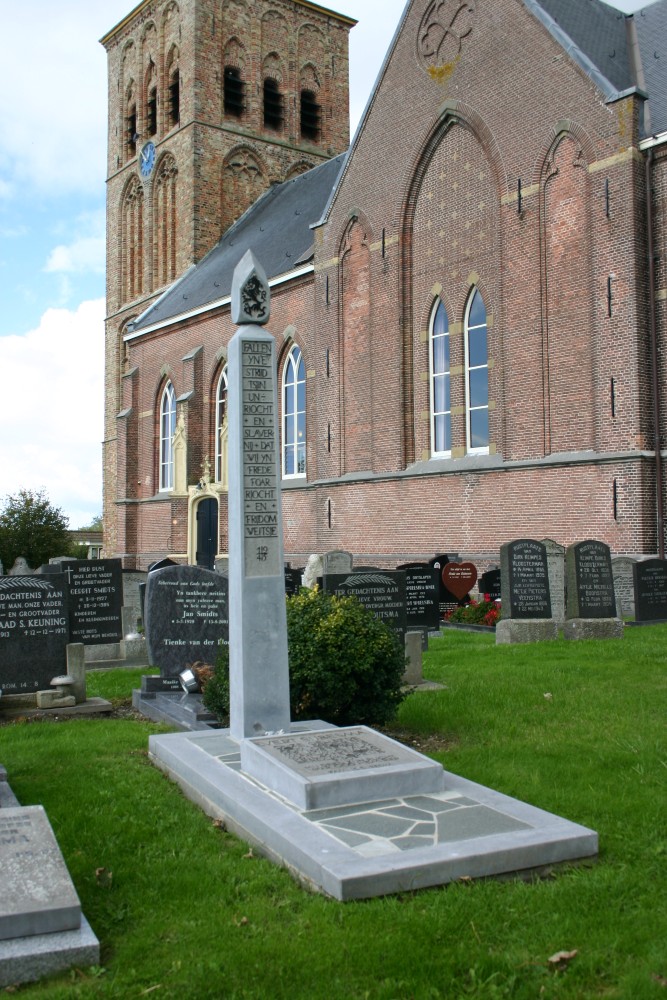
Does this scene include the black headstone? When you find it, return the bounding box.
[403,565,440,630]
[323,571,407,637]
[148,558,179,573]
[61,559,123,645]
[566,540,616,619]
[500,540,552,619]
[633,559,667,622]
[0,577,70,693]
[284,565,303,596]
[144,565,229,678]
[479,568,501,601]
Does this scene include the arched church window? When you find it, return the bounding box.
[159,381,176,491]
[465,288,489,454]
[263,78,284,131]
[430,298,451,457]
[215,366,228,484]
[147,85,157,136]
[300,89,321,141]
[224,66,245,117]
[126,99,137,160]
[283,346,306,478]
[169,68,180,127]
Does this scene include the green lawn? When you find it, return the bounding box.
[1,628,666,999]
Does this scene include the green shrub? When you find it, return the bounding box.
[200,644,230,722]
[202,588,406,727]
[287,587,406,726]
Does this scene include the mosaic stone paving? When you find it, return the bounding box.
[187,732,534,855]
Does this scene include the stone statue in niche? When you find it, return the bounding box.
[173,408,187,495]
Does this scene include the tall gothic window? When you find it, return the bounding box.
[159,381,176,491]
[283,346,306,477]
[465,288,489,453]
[154,155,178,287]
[430,298,451,456]
[263,78,284,130]
[224,66,245,117]
[215,366,228,483]
[300,89,321,141]
[169,68,180,126]
[121,179,144,303]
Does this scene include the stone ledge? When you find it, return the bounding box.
[495,619,559,645]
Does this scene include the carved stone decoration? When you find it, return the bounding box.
[173,408,187,495]
[231,249,271,325]
[418,0,476,74]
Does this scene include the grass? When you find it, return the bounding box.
[1,627,666,999]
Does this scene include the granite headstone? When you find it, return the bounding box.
[500,540,552,619]
[0,577,69,693]
[566,540,617,619]
[144,565,229,679]
[541,538,566,623]
[323,571,407,637]
[62,559,123,645]
[633,558,667,622]
[612,556,636,619]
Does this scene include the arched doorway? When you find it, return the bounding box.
[195,497,218,570]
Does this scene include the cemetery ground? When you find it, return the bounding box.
[1,628,666,1000]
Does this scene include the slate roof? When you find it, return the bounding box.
[528,0,667,136]
[129,1,667,335]
[130,153,346,333]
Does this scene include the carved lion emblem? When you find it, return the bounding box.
[418,0,476,71]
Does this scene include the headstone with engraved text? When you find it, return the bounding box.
[0,577,70,694]
[500,540,551,619]
[61,559,123,645]
[144,565,229,685]
[612,556,636,619]
[566,540,617,619]
[633,558,667,622]
[323,571,407,637]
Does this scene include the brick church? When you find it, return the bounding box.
[102,0,667,571]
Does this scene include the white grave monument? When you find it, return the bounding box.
[147,253,598,900]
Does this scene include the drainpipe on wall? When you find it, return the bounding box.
[645,145,665,558]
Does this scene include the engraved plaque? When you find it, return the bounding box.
[241,339,281,577]
[252,728,418,777]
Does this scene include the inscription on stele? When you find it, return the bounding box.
[242,340,280,577]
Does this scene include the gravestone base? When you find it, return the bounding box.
[0,697,112,720]
[563,618,624,641]
[495,619,559,645]
[0,804,100,988]
[0,916,99,989]
[148,724,598,901]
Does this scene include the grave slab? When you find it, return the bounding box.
[0,806,81,941]
[240,727,444,810]
[149,726,598,901]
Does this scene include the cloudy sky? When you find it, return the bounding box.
[0,0,647,528]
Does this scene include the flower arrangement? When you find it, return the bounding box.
[445,595,501,627]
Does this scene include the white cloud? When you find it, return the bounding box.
[45,237,105,275]
[0,299,105,528]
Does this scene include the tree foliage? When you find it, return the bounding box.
[0,488,71,571]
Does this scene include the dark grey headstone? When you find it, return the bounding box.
[500,540,551,619]
[284,566,303,595]
[633,559,667,622]
[61,559,123,645]
[0,577,69,693]
[566,540,616,619]
[478,568,501,601]
[144,566,229,678]
[148,558,178,573]
[323,571,406,636]
[403,565,440,630]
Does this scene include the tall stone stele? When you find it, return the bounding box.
[227,251,291,740]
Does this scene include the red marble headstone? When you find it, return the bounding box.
[442,562,477,601]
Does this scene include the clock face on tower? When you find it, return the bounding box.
[139,141,156,178]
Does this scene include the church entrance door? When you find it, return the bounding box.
[195,497,218,570]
